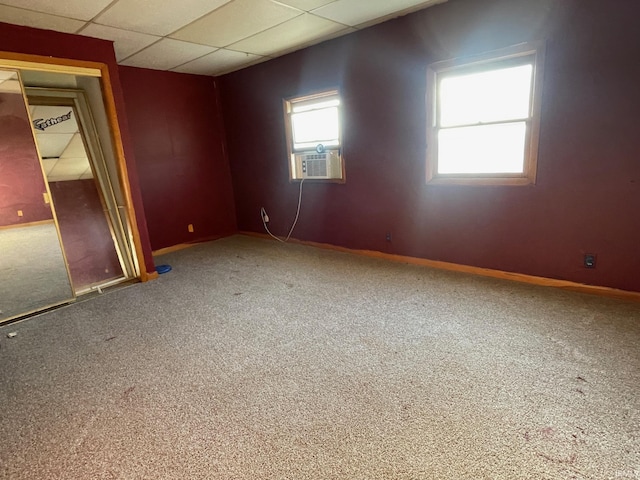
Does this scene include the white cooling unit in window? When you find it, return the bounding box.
[294,150,342,180]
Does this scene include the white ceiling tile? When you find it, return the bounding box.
[0,71,16,82]
[276,0,337,11]
[312,0,441,27]
[79,167,94,179]
[119,38,216,71]
[34,133,74,158]
[230,13,347,57]
[172,49,263,76]
[94,0,232,36]
[171,0,302,47]
[0,0,446,76]
[48,157,91,182]
[0,4,85,33]
[0,79,21,93]
[60,133,87,159]
[41,158,57,175]
[0,0,113,21]
[80,23,160,61]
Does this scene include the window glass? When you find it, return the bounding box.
[439,64,533,127]
[438,122,527,174]
[291,106,339,149]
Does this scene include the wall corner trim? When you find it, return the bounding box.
[143,271,159,282]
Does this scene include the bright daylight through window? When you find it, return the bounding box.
[426,43,544,185]
[284,90,344,181]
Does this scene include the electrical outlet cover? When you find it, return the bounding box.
[584,254,596,268]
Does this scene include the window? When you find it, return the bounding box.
[284,89,344,181]
[426,42,545,185]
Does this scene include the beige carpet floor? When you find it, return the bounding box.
[0,234,638,479]
[0,223,74,321]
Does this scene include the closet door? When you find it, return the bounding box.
[28,96,126,294]
[0,69,74,323]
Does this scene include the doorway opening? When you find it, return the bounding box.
[0,56,147,324]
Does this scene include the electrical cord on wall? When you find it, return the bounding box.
[260,178,305,243]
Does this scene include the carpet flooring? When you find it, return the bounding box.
[0,223,74,321]
[0,235,638,479]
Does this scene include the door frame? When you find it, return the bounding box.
[0,50,154,282]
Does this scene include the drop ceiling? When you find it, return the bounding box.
[0,0,446,76]
[29,105,94,182]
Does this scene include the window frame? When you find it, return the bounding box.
[426,42,545,186]
[283,89,345,183]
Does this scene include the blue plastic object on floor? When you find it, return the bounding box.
[156,264,172,274]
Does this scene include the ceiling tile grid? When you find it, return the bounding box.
[94,0,233,36]
[229,13,349,57]
[48,157,93,182]
[0,4,85,33]
[312,0,440,26]
[169,0,304,48]
[34,133,75,159]
[119,38,217,70]
[79,23,160,61]
[172,48,262,76]
[0,0,113,21]
[59,134,86,159]
[0,0,447,75]
[277,0,337,10]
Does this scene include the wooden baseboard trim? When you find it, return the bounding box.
[152,234,235,258]
[0,219,54,231]
[152,243,197,257]
[240,231,640,302]
[144,271,159,281]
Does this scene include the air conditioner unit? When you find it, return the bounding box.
[294,150,342,180]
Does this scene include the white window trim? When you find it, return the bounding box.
[426,41,545,186]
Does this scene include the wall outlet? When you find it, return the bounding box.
[584,253,596,268]
[188,224,194,233]
[386,232,392,242]
[17,210,23,217]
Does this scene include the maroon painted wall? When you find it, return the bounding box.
[118,67,236,251]
[0,22,155,274]
[218,0,640,292]
[49,179,122,290]
[0,91,52,226]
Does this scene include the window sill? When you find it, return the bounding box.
[426,175,535,186]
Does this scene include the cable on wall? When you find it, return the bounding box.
[260,178,305,243]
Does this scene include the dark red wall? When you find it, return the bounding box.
[218,0,640,292]
[0,91,52,226]
[49,179,122,290]
[0,22,155,274]
[118,67,236,251]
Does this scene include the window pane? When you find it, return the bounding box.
[438,122,527,174]
[292,98,339,113]
[440,64,533,127]
[292,107,339,148]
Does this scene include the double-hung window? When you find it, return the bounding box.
[284,89,344,181]
[426,42,544,185]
